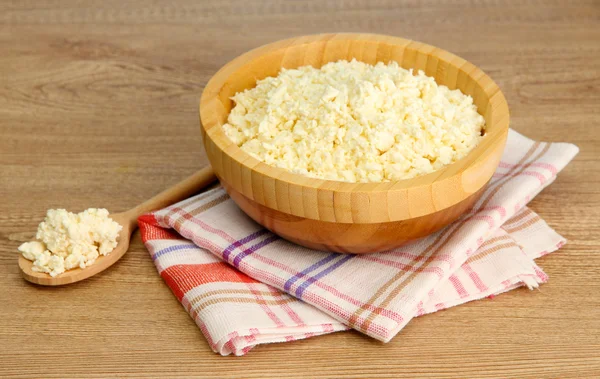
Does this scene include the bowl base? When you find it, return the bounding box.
[223,182,487,254]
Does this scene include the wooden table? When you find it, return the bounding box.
[1,1,599,377]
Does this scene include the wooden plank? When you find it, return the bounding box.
[0,0,599,378]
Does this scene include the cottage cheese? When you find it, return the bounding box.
[18,208,122,277]
[222,59,485,182]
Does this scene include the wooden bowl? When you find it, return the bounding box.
[199,33,509,254]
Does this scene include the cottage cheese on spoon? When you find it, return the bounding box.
[18,208,122,277]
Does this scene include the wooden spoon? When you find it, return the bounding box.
[19,166,216,286]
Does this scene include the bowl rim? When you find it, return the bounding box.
[199,33,509,221]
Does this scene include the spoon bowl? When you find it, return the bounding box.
[19,212,134,286]
[19,167,216,286]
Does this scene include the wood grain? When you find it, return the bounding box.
[1,0,599,378]
[200,33,509,252]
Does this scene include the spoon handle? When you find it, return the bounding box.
[127,166,217,221]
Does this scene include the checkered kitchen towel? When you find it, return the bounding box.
[139,130,578,355]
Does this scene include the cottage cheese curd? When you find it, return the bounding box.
[222,59,485,182]
[18,208,122,277]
